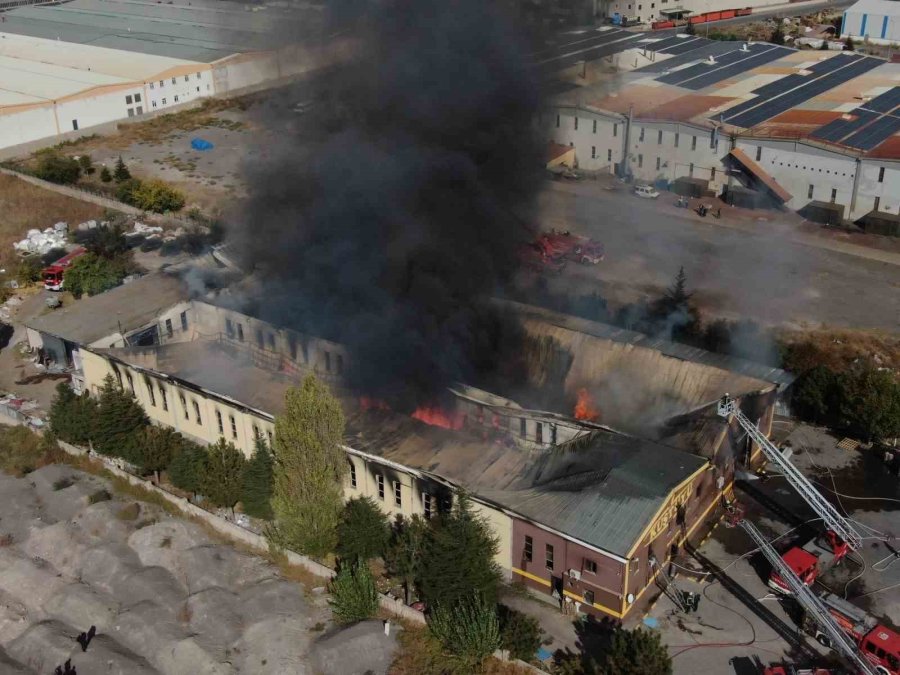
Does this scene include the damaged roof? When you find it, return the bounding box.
[27,273,188,346]
[346,409,707,557]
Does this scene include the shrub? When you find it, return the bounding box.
[77,154,95,174]
[498,605,542,661]
[336,496,390,563]
[428,593,500,665]
[14,256,43,285]
[117,178,186,213]
[63,252,128,298]
[100,166,112,182]
[329,560,379,624]
[0,426,60,476]
[595,627,672,675]
[35,153,81,184]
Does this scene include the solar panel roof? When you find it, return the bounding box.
[842,114,900,150]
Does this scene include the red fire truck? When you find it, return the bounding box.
[42,247,86,291]
[763,667,834,675]
[768,531,849,595]
[803,591,900,675]
[535,230,604,265]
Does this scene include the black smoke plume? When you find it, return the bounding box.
[230,0,545,407]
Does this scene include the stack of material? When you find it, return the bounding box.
[13,223,68,254]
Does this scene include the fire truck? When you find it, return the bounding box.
[42,247,86,291]
[534,230,604,265]
[763,667,834,675]
[717,397,864,593]
[768,532,849,595]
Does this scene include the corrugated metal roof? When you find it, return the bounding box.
[845,0,900,16]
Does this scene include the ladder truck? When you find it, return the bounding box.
[727,514,880,675]
[717,396,864,591]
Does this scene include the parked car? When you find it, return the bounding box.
[634,185,660,199]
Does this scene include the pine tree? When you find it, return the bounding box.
[837,366,900,442]
[429,592,501,665]
[270,375,346,558]
[596,627,672,675]
[136,425,183,483]
[419,495,501,608]
[336,496,390,563]
[202,438,246,510]
[168,441,208,497]
[385,514,429,605]
[100,166,112,183]
[48,382,98,445]
[241,434,274,520]
[93,375,148,460]
[113,156,131,182]
[329,560,379,624]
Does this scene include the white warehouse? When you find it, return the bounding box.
[0,0,337,152]
[841,0,900,46]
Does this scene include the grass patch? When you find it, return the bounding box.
[116,502,142,521]
[88,488,112,504]
[0,426,64,476]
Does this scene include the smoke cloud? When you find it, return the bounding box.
[229,0,545,406]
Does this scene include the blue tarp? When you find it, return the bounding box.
[191,138,214,151]
[537,647,553,662]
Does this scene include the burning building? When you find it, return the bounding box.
[39,276,792,620]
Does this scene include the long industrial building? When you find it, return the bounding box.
[0,0,339,151]
[547,34,900,225]
[26,274,792,619]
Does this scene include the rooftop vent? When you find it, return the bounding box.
[706,55,716,65]
[740,42,750,52]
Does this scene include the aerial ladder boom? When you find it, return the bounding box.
[732,516,877,675]
[717,396,863,551]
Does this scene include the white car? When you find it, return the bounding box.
[634,185,660,199]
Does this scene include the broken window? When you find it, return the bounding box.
[266,333,275,351]
[145,378,156,406]
[180,395,188,420]
[225,319,234,338]
[585,559,597,574]
[535,422,543,443]
[236,324,244,342]
[193,400,201,424]
[165,319,173,338]
[377,474,385,500]
[349,461,357,488]
[125,373,134,392]
[160,386,168,411]
[519,418,527,438]
[180,311,188,332]
[423,492,433,518]
[394,481,402,507]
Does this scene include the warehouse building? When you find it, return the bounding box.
[0,0,338,151]
[28,278,791,619]
[548,42,900,223]
[841,0,900,46]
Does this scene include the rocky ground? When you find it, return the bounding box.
[0,463,398,674]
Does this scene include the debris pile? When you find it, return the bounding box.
[13,223,68,255]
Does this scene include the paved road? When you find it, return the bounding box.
[534,181,900,332]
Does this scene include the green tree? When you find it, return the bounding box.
[385,514,429,605]
[596,627,672,675]
[48,382,98,446]
[63,252,127,298]
[838,366,900,442]
[201,438,246,510]
[241,434,274,520]
[14,256,43,285]
[35,153,81,185]
[270,375,346,558]
[168,441,208,496]
[429,593,500,665]
[93,375,148,460]
[116,178,186,212]
[77,154,94,175]
[136,425,183,483]
[792,365,840,425]
[113,156,131,182]
[419,495,501,608]
[83,222,129,259]
[329,560,379,624]
[336,496,390,563]
[498,605,542,662]
[100,166,112,183]
[658,266,692,316]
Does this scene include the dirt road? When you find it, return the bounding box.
[535,181,900,332]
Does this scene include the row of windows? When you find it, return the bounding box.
[348,463,441,518]
[523,535,599,575]
[162,312,189,339]
[754,146,888,183]
[224,318,344,374]
[149,73,202,90]
[556,115,618,138]
[125,93,142,105]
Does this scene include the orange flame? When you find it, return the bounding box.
[574,388,600,421]
[359,396,390,412]
[411,405,464,430]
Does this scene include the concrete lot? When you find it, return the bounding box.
[646,421,900,674]
[534,179,900,332]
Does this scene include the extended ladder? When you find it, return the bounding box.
[717,396,863,551]
[734,517,876,675]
